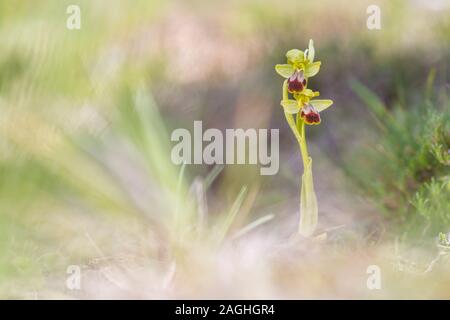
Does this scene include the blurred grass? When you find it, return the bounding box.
[348,79,449,240]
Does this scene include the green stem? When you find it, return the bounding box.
[282,80,309,169]
[296,113,310,168]
[284,112,302,145]
[283,80,316,236]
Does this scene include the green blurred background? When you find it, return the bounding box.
[0,0,449,298]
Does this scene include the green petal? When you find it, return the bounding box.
[302,89,315,97]
[304,61,321,77]
[275,64,294,78]
[286,49,304,64]
[309,99,333,112]
[280,99,300,114]
[308,39,315,62]
[299,157,318,237]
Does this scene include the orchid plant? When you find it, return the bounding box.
[275,40,333,237]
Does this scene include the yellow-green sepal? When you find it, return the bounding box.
[286,49,304,65]
[310,99,333,112]
[275,64,294,78]
[280,99,300,114]
[304,61,321,77]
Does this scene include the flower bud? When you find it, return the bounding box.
[301,104,321,125]
[287,70,306,93]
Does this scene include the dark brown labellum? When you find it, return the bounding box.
[301,104,321,125]
[287,70,306,93]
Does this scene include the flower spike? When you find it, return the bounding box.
[274,39,334,237]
